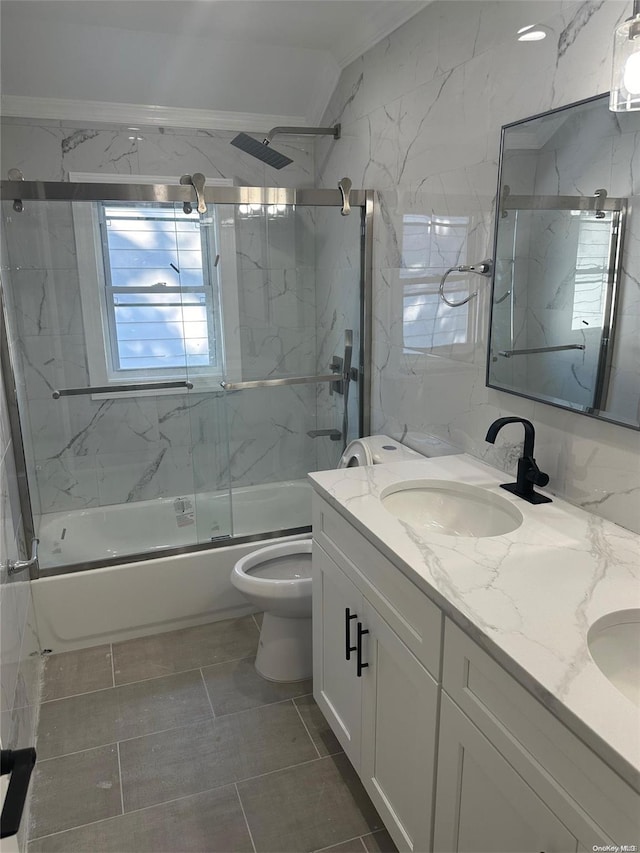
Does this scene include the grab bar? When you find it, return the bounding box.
[6,538,39,577]
[52,380,194,398]
[499,344,586,358]
[220,374,341,391]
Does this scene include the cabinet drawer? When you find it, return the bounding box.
[313,495,442,679]
[443,618,639,845]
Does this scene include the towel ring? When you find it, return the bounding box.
[439,259,493,307]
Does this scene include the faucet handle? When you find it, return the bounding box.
[525,458,549,488]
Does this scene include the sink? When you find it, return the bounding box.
[380,480,523,537]
[587,610,640,707]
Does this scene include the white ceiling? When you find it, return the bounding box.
[0,1,428,126]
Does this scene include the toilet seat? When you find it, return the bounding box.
[232,540,312,606]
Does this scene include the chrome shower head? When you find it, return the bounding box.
[230,133,293,170]
[230,124,340,170]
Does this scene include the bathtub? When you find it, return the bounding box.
[31,480,312,653]
[37,479,312,568]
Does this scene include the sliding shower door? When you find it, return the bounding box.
[0,196,233,569]
[191,199,365,541]
[0,179,372,573]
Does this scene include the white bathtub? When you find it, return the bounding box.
[37,479,312,568]
[31,480,312,653]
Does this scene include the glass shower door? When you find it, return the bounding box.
[189,199,363,541]
[1,195,233,570]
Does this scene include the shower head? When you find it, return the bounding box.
[230,133,293,170]
[230,124,341,170]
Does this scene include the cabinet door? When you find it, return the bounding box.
[361,600,438,853]
[312,543,363,768]
[434,695,578,853]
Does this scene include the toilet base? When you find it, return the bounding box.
[255,612,312,682]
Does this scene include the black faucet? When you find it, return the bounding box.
[485,417,552,505]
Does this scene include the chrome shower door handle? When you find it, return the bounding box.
[339,177,352,216]
[180,173,207,214]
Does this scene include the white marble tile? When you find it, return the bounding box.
[60,127,139,177]
[0,123,67,182]
[3,202,77,272]
[6,270,82,342]
[317,0,640,535]
[95,445,194,505]
[136,128,265,184]
[35,455,99,513]
[18,335,88,401]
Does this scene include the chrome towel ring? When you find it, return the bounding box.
[439,259,493,307]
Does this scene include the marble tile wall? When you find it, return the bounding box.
[0,273,43,850]
[0,121,324,522]
[316,0,640,533]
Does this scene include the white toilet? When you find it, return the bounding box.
[230,435,444,682]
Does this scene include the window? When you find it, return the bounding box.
[73,174,241,394]
[98,203,219,375]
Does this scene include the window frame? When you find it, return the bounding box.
[71,173,241,398]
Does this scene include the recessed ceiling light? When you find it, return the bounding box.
[517,25,547,41]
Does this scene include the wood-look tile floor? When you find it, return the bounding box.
[28,615,398,853]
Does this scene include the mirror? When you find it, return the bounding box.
[487,94,639,430]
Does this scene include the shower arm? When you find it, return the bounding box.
[263,125,341,145]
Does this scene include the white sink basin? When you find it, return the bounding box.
[588,610,640,707]
[380,480,523,538]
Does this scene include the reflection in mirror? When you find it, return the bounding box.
[488,94,639,430]
[401,213,477,360]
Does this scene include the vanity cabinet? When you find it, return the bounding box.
[312,494,640,853]
[312,497,441,852]
[434,693,578,853]
[437,619,638,851]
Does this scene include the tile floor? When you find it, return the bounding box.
[28,614,398,853]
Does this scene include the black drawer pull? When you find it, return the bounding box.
[345,608,357,660]
[356,622,369,677]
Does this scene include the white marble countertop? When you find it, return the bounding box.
[308,453,640,790]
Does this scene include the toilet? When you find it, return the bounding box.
[231,435,450,682]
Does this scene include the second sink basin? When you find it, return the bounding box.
[380,480,523,537]
[588,610,640,707]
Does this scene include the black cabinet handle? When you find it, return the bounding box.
[356,622,369,677]
[1,748,37,839]
[345,608,357,660]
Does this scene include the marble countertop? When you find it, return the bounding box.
[308,454,640,790]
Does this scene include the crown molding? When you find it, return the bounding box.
[336,1,430,69]
[0,95,308,133]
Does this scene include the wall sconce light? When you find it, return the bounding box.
[610,0,640,111]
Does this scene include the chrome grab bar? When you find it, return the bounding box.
[499,344,586,358]
[52,381,194,398]
[220,374,341,391]
[6,538,39,576]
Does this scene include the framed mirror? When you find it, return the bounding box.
[487,94,639,430]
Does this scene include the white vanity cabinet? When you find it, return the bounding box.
[312,498,442,852]
[312,494,640,853]
[435,619,639,852]
[434,693,579,853]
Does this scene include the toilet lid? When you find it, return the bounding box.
[338,439,373,468]
[246,553,312,581]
